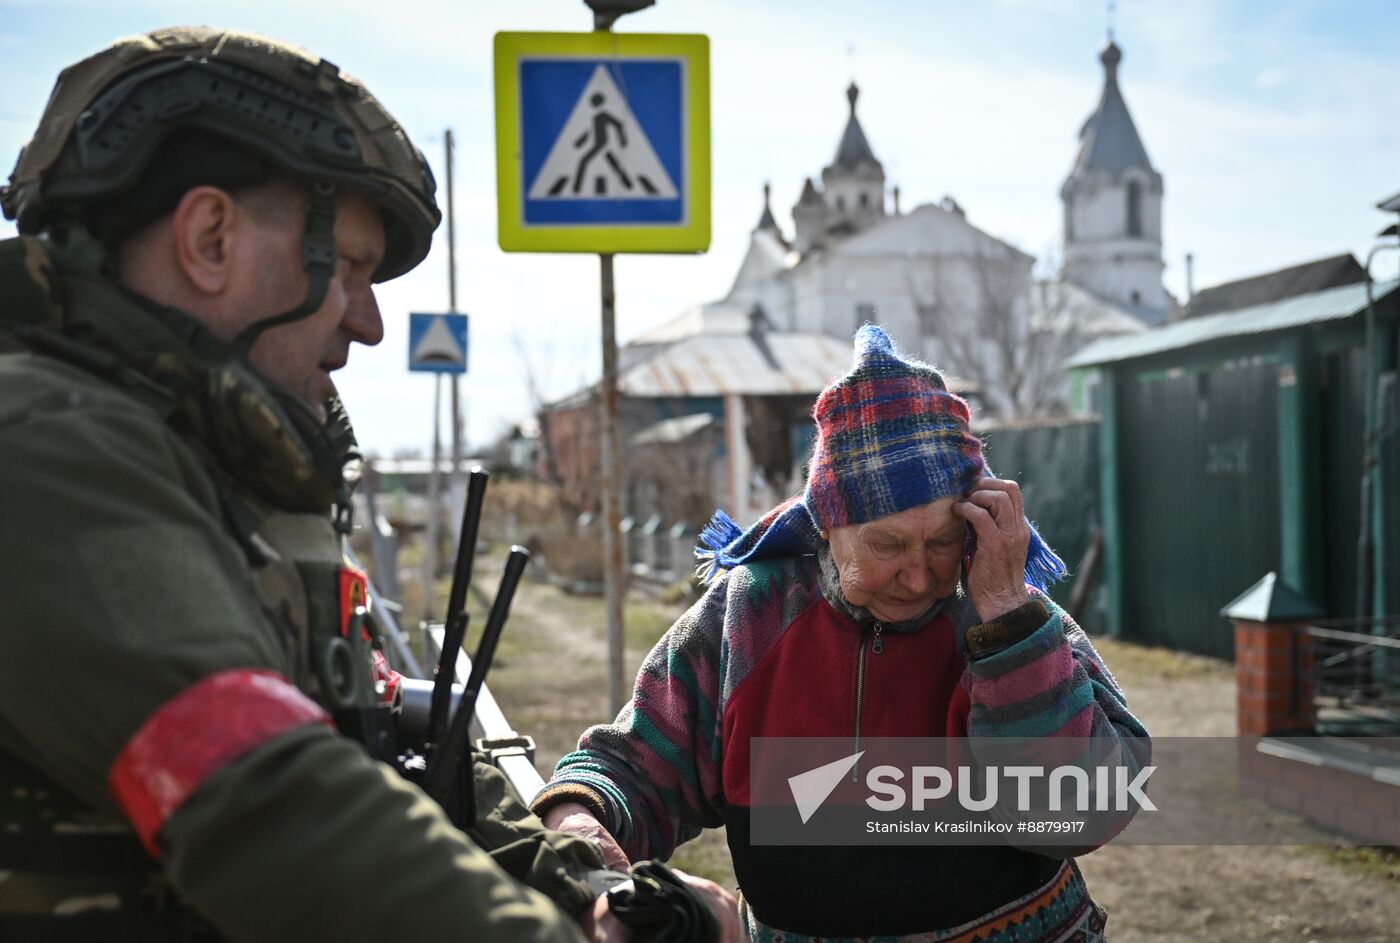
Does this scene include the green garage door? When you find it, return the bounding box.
[1119,360,1282,658]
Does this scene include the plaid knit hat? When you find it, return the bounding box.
[697,324,1067,591]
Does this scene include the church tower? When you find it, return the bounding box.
[1061,40,1168,324]
[821,81,886,232]
[793,82,887,255]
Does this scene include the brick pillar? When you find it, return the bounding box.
[1232,619,1314,736]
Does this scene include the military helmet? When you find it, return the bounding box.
[1,26,440,282]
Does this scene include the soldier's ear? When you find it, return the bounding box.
[170,186,238,295]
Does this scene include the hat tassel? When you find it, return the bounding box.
[1023,525,1068,593]
[694,509,744,582]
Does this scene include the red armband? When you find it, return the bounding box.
[108,669,332,857]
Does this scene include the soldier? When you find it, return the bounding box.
[0,26,738,942]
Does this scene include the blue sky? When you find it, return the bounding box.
[2,0,1397,456]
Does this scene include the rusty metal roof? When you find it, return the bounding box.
[1069,277,1400,368]
[619,331,851,397]
[1183,253,1365,319]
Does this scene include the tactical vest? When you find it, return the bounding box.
[0,237,398,938]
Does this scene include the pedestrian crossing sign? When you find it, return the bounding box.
[494,31,710,253]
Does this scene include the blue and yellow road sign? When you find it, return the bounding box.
[494,31,710,253]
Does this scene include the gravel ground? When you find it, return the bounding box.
[475,564,1400,942]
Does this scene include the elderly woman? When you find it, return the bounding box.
[534,326,1147,942]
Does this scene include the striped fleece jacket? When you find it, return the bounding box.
[533,549,1149,939]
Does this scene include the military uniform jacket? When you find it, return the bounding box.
[0,237,598,941]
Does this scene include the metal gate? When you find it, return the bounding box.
[1119,360,1282,657]
[1320,347,1365,618]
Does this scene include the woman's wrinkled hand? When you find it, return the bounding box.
[953,477,1033,621]
[542,802,631,872]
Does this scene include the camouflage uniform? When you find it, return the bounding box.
[0,28,602,942]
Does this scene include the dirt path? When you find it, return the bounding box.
[480,570,1399,941]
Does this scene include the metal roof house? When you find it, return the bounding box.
[540,313,860,529]
[1181,254,1367,320]
[1069,277,1400,656]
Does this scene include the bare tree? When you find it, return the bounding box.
[908,249,1090,419]
[1022,276,1094,416]
[512,332,596,527]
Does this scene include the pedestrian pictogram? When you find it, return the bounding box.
[408,312,469,374]
[527,65,678,201]
[494,31,710,253]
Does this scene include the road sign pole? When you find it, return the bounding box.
[424,373,443,624]
[599,251,627,716]
[446,128,465,543]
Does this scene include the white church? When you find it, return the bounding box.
[565,39,1171,524]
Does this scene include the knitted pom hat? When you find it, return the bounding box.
[697,324,1067,592]
[805,324,983,529]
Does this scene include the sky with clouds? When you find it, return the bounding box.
[2,0,1396,456]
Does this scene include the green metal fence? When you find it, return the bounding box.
[978,418,1103,634]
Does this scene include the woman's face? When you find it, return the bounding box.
[824,497,966,623]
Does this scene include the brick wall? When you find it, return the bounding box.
[1238,745,1400,847]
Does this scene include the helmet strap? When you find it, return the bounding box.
[232,181,338,359]
[50,219,109,277]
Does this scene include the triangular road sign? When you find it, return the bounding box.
[412,316,466,367]
[527,64,678,201]
[787,751,863,825]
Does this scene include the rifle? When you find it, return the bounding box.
[408,466,533,830]
[424,545,530,828]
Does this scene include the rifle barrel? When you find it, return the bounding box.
[444,469,490,629]
[426,468,490,752]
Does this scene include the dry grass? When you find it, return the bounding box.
[1311,844,1400,884]
[1087,634,1233,683]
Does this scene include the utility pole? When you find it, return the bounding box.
[422,128,462,626]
